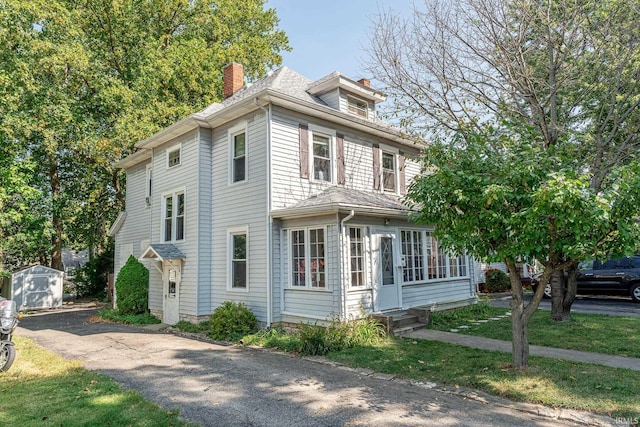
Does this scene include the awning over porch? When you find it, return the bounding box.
[139,244,186,262]
[271,187,414,219]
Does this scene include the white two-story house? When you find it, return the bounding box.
[110,63,477,326]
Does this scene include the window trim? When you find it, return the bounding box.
[228,122,248,185]
[145,164,152,208]
[288,226,328,290]
[347,94,369,119]
[166,143,182,169]
[308,124,336,184]
[227,225,249,292]
[162,188,186,243]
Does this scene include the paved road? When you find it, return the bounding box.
[17,308,588,427]
[489,293,640,317]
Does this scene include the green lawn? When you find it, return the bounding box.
[429,303,640,357]
[328,338,640,419]
[0,336,196,427]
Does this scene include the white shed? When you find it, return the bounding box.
[9,265,64,310]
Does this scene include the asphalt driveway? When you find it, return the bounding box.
[17,308,586,427]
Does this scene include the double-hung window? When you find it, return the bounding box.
[228,227,247,290]
[163,192,185,242]
[290,228,326,289]
[229,123,247,183]
[312,133,331,182]
[349,227,365,287]
[382,152,396,192]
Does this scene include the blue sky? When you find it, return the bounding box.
[266,0,414,81]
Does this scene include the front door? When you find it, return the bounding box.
[372,231,400,311]
[163,262,180,325]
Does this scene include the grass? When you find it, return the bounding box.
[328,338,640,419]
[429,303,640,357]
[0,336,196,427]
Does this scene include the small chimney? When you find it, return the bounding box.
[223,63,244,99]
[357,78,371,88]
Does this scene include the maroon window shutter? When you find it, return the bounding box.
[336,133,345,185]
[372,144,381,190]
[299,124,309,179]
[398,151,406,195]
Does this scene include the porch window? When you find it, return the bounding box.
[290,228,326,289]
[349,227,365,287]
[401,230,424,282]
[163,192,185,242]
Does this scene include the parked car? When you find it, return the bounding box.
[532,256,640,302]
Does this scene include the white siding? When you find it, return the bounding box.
[197,129,213,315]
[210,112,269,321]
[149,129,200,316]
[318,88,340,110]
[402,279,476,309]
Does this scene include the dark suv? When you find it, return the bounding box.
[533,256,640,302]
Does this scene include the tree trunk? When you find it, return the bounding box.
[561,264,578,321]
[550,269,564,321]
[507,260,528,368]
[49,162,63,271]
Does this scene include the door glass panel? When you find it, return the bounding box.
[381,237,394,286]
[168,269,177,297]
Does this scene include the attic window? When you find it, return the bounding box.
[167,145,181,168]
[347,95,368,118]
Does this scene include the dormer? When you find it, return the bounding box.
[307,72,386,120]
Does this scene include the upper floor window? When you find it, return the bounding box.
[347,95,368,119]
[167,145,181,168]
[229,123,247,183]
[312,133,332,182]
[290,227,326,289]
[163,191,185,242]
[382,152,396,192]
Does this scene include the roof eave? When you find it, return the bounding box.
[271,204,411,220]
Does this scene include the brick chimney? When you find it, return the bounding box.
[357,78,371,88]
[223,63,244,99]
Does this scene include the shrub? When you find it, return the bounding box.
[484,268,511,293]
[114,255,149,315]
[296,316,386,356]
[97,307,160,325]
[209,301,258,341]
[73,246,113,298]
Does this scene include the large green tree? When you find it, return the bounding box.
[0,0,290,272]
[367,0,640,367]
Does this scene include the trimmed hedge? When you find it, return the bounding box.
[115,255,149,315]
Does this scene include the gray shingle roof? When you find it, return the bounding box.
[197,66,328,117]
[272,187,412,218]
[140,244,186,261]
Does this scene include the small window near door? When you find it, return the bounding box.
[349,227,365,287]
[231,231,247,289]
[168,269,177,297]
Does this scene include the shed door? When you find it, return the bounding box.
[24,275,53,309]
[372,231,400,311]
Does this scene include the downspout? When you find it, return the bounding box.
[340,210,355,321]
[255,98,273,327]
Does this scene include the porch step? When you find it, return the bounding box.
[372,308,432,337]
[393,322,428,337]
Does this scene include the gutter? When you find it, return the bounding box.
[255,97,273,327]
[340,210,355,322]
